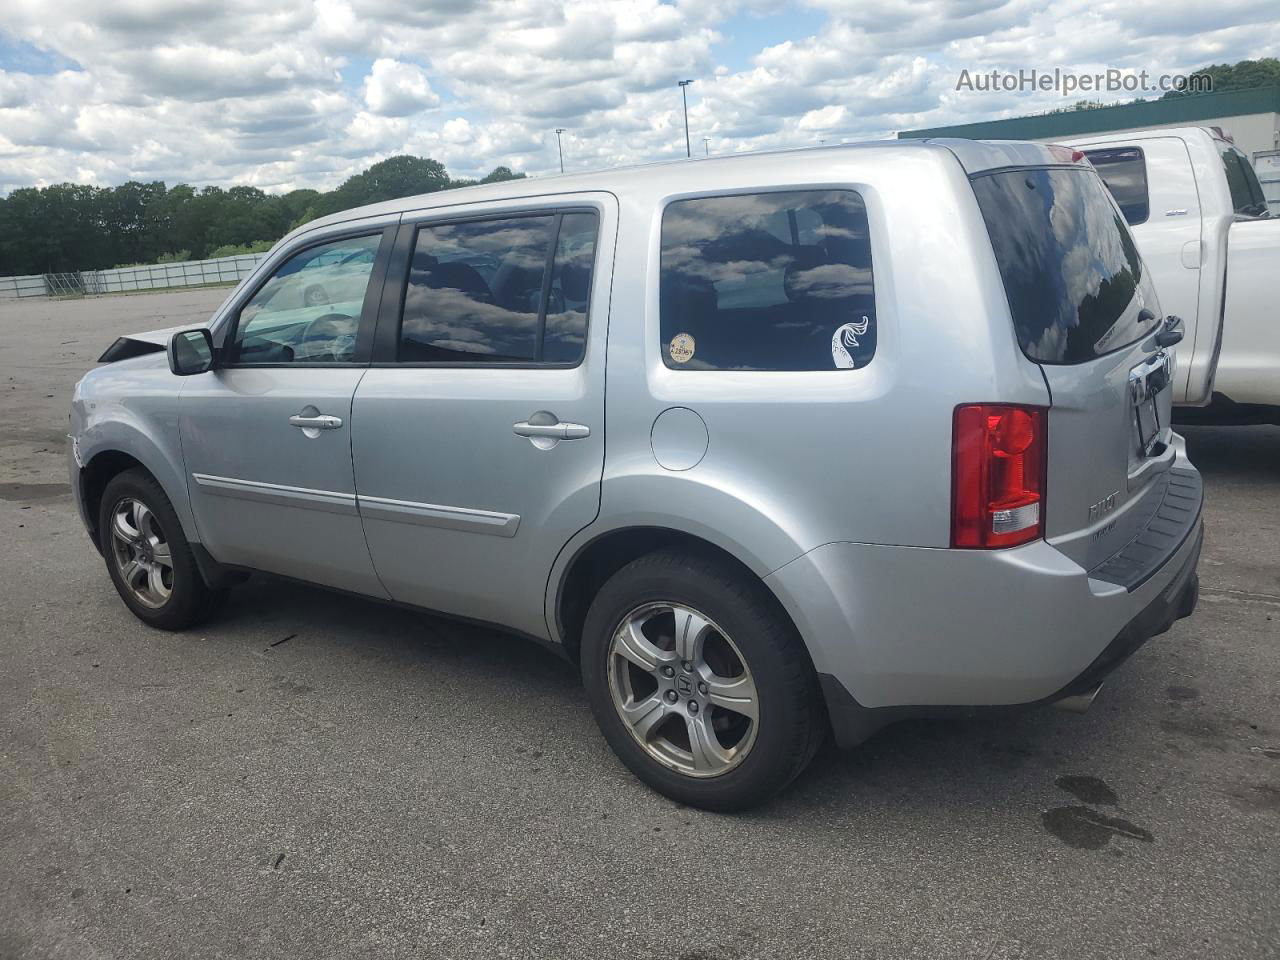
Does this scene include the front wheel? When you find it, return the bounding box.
[98,468,227,630]
[581,549,825,811]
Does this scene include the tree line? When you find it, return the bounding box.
[1046,57,1280,116]
[1160,57,1280,99]
[0,156,525,276]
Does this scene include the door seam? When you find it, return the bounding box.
[349,366,395,600]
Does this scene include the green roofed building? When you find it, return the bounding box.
[898,86,1280,181]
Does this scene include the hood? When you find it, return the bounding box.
[98,324,200,363]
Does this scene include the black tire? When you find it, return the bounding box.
[98,468,227,630]
[581,548,825,812]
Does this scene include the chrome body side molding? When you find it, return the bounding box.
[190,473,359,516]
[357,494,520,538]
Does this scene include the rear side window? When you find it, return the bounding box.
[972,167,1160,365]
[1084,147,1149,225]
[1220,146,1270,218]
[659,190,875,371]
[399,211,599,364]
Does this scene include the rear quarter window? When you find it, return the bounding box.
[659,190,876,371]
[1220,146,1270,218]
[971,167,1160,365]
[1083,147,1150,225]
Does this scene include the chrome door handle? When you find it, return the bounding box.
[288,415,343,430]
[513,421,591,440]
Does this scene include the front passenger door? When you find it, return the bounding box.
[180,228,392,597]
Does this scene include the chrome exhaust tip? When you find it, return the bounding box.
[1052,682,1103,714]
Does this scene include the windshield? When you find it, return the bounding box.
[971,166,1160,365]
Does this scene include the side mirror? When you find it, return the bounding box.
[168,328,215,376]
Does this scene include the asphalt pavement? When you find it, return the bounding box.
[1,289,1277,959]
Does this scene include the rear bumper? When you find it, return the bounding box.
[1052,523,1200,700]
[817,523,1201,747]
[766,465,1204,746]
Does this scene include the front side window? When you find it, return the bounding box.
[660,190,876,371]
[228,233,381,364]
[1084,147,1150,225]
[399,211,599,364]
[1220,146,1270,218]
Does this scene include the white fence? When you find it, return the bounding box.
[0,274,46,299]
[0,252,270,300]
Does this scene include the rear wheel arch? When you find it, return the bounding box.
[552,525,810,668]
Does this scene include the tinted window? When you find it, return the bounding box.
[659,190,875,371]
[229,233,381,364]
[543,213,598,363]
[400,212,598,364]
[1084,147,1150,225]
[1220,146,1270,218]
[972,167,1160,365]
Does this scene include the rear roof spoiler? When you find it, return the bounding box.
[924,138,1088,175]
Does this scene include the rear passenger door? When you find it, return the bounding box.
[351,196,615,639]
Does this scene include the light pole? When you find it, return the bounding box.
[555,128,566,173]
[678,79,694,157]
[702,137,711,157]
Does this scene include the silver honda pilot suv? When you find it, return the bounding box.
[70,140,1203,810]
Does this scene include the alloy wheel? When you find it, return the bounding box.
[109,498,174,609]
[607,601,759,778]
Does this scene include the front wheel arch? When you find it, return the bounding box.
[80,450,149,553]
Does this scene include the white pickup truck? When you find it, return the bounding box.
[1062,126,1278,424]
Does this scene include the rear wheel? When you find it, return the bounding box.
[581,549,824,811]
[98,469,226,630]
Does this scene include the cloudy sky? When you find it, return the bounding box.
[1,0,1277,194]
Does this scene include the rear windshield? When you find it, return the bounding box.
[971,167,1160,365]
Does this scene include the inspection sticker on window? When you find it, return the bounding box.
[831,317,871,368]
[669,333,696,364]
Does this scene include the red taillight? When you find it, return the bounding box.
[952,404,1046,549]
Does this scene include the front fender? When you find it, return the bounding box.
[74,363,197,545]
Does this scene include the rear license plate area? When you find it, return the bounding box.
[1130,352,1172,459]
[1136,394,1160,456]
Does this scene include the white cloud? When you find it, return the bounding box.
[362,58,440,116]
[0,0,1278,194]
[442,117,473,143]
[798,104,848,131]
